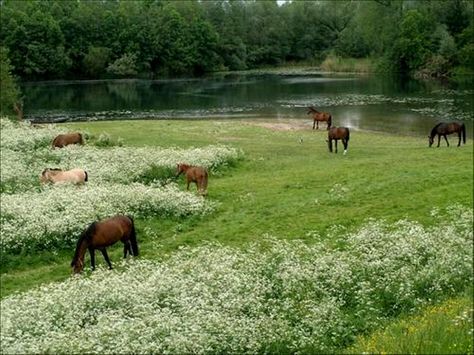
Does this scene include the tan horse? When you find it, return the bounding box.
[176,163,208,196]
[52,132,84,148]
[40,168,88,185]
[307,106,332,130]
[71,215,138,273]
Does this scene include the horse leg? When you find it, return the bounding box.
[343,139,348,155]
[457,132,461,147]
[437,135,441,147]
[444,135,449,147]
[100,248,113,269]
[313,120,316,130]
[328,139,332,152]
[123,241,131,258]
[316,121,319,130]
[89,247,96,271]
[335,140,338,154]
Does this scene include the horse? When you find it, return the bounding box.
[307,106,332,130]
[327,127,350,154]
[52,132,84,148]
[428,122,466,147]
[40,168,88,185]
[176,163,208,196]
[71,215,138,274]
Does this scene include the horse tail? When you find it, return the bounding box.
[84,171,88,182]
[128,216,139,256]
[461,123,466,144]
[346,128,350,141]
[202,170,209,192]
[328,115,332,128]
[71,221,96,266]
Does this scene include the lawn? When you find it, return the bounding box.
[1,118,472,353]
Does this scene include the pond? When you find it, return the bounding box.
[22,72,473,137]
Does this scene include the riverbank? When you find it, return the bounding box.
[1,118,472,353]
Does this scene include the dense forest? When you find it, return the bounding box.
[0,0,473,115]
[1,0,473,79]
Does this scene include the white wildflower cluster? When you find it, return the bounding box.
[1,183,212,253]
[1,206,472,354]
[48,144,240,184]
[1,118,240,191]
[0,118,66,152]
[1,118,238,253]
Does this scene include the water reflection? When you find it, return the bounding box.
[22,74,473,136]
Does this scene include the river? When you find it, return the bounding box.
[22,72,473,136]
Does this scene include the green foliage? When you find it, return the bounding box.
[83,46,112,77]
[393,10,434,72]
[347,292,474,354]
[0,0,473,79]
[106,53,138,77]
[0,47,20,116]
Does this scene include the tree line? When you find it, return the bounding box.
[1,0,473,79]
[1,0,473,115]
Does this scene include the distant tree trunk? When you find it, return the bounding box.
[13,101,23,121]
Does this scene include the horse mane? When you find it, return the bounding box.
[430,123,444,137]
[42,168,61,176]
[308,106,320,113]
[71,221,97,266]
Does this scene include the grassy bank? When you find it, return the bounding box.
[1,118,472,353]
[347,291,473,354]
[1,119,472,297]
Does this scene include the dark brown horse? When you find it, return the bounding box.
[71,215,138,274]
[176,163,208,196]
[429,122,466,147]
[327,127,350,154]
[52,132,84,148]
[307,106,332,130]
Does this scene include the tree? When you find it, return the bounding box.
[392,9,435,71]
[0,47,22,119]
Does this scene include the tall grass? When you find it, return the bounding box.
[320,54,376,73]
[347,293,473,354]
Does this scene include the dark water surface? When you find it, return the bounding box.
[22,73,473,136]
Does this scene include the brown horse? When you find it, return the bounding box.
[327,127,350,154]
[52,132,84,148]
[176,163,208,196]
[40,168,88,185]
[71,215,138,274]
[307,106,332,130]
[429,122,466,147]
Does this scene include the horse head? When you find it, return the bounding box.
[176,163,189,177]
[71,256,84,274]
[428,135,434,147]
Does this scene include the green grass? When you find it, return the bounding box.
[319,54,376,73]
[1,119,473,299]
[346,290,474,354]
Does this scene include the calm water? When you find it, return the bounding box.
[22,73,473,136]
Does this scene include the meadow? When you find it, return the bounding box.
[1,118,473,353]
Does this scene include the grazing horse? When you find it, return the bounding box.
[327,127,350,154]
[307,106,332,130]
[176,163,208,196]
[71,215,138,274]
[429,122,466,147]
[40,168,88,185]
[52,132,84,148]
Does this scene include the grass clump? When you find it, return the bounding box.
[346,291,474,354]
